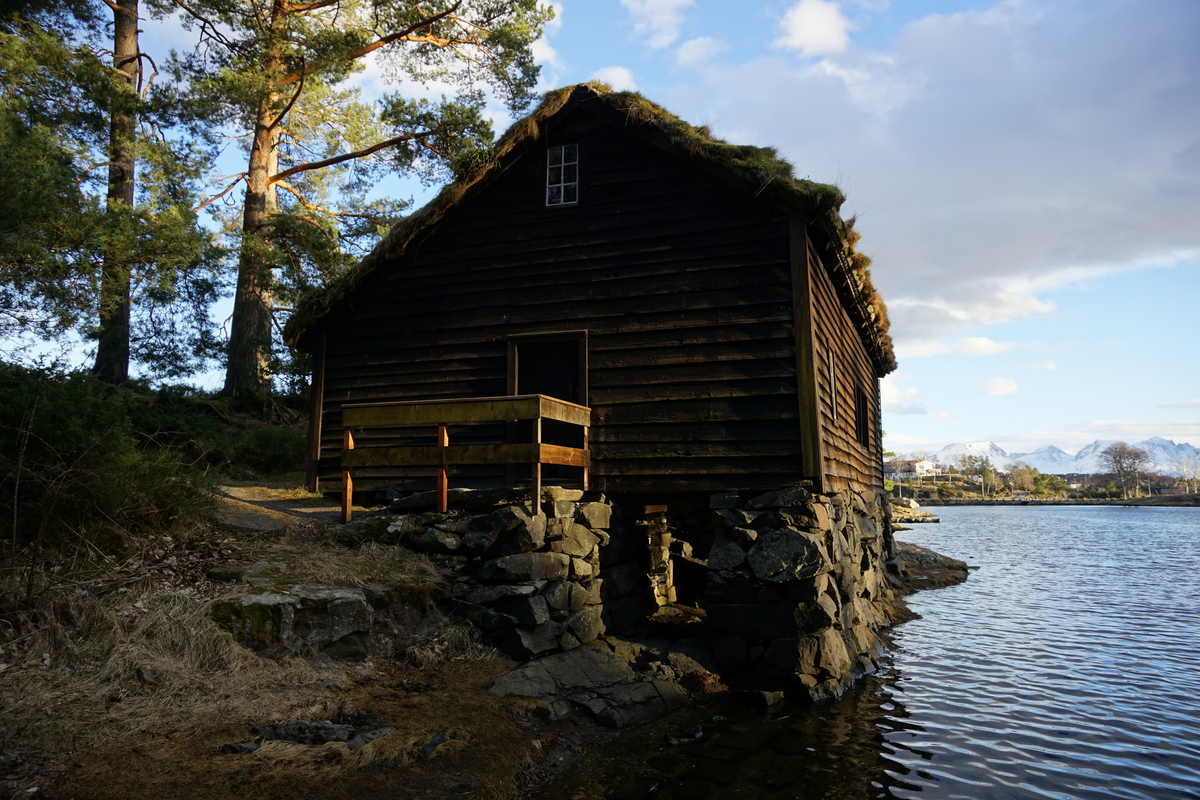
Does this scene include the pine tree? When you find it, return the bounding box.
[153,0,551,394]
[0,1,220,379]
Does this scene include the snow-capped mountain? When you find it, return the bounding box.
[923,438,1199,476]
[1007,445,1076,474]
[928,441,1015,471]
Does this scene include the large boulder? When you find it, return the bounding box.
[213,584,423,660]
[706,533,747,571]
[746,529,828,582]
[746,487,812,509]
[477,552,570,582]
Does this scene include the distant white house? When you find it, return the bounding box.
[885,459,942,481]
[914,459,941,478]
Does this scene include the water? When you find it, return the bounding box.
[532,505,1200,799]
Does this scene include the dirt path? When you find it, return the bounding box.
[211,482,378,535]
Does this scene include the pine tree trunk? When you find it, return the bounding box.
[222,96,281,396]
[92,0,138,384]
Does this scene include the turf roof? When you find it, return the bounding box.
[283,83,896,374]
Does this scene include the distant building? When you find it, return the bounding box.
[914,459,940,478]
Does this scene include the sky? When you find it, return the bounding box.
[47,0,1200,456]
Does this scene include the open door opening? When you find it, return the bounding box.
[508,331,588,486]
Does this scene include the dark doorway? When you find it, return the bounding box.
[516,338,581,411]
[508,332,588,485]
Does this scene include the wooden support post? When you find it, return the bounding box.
[582,425,590,492]
[437,423,449,513]
[531,416,542,515]
[341,426,355,523]
[305,332,326,493]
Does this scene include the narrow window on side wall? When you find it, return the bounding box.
[855,387,870,448]
[828,345,837,422]
[547,144,578,206]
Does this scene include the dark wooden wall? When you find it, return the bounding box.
[807,236,884,494]
[312,100,879,495]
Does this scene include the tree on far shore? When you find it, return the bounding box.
[1099,442,1150,500]
[1176,454,1199,494]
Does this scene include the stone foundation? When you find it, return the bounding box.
[704,486,900,701]
[212,482,915,704]
[346,487,615,661]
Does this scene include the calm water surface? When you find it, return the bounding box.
[533,506,1200,799]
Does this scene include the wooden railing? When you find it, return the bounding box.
[340,394,591,522]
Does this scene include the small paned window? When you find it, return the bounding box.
[546,144,578,206]
[828,346,837,422]
[855,387,870,448]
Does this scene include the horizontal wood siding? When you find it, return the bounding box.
[808,237,883,494]
[316,104,801,492]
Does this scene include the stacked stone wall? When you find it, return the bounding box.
[369,487,614,660]
[705,486,900,701]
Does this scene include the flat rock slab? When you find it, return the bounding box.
[538,646,636,689]
[489,645,690,728]
[218,507,287,535]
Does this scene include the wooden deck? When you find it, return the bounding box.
[340,394,591,520]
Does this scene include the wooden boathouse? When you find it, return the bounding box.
[282,84,897,502]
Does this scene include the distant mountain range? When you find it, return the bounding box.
[923,438,1200,476]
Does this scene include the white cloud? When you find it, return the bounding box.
[809,53,920,116]
[590,66,639,92]
[1020,360,1057,370]
[676,36,728,68]
[531,38,565,73]
[937,411,955,420]
[620,0,694,50]
[956,337,1011,356]
[881,377,926,414]
[529,3,565,87]
[1157,398,1200,409]
[662,1,1200,349]
[894,335,1012,358]
[774,0,852,57]
[978,377,1019,397]
[544,1,563,33]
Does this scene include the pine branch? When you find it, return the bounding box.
[278,1,465,86]
[267,60,305,131]
[266,131,432,184]
[194,174,247,211]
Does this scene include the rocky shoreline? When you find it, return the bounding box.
[6,487,971,800]
[917,496,1200,507]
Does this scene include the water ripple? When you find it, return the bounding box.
[887,506,1200,800]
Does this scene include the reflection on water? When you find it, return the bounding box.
[533,506,1200,799]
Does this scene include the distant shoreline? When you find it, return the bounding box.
[914,495,1200,508]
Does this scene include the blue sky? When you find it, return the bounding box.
[95,1,1200,454]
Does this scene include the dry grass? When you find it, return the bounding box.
[0,559,546,799]
[0,578,333,749]
[286,541,446,598]
[403,618,499,669]
[0,516,554,800]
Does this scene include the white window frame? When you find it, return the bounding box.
[546,144,579,206]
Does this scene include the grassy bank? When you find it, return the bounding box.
[0,366,566,798]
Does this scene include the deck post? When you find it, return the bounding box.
[437,423,449,513]
[341,426,355,523]
[582,425,590,492]
[532,417,542,514]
